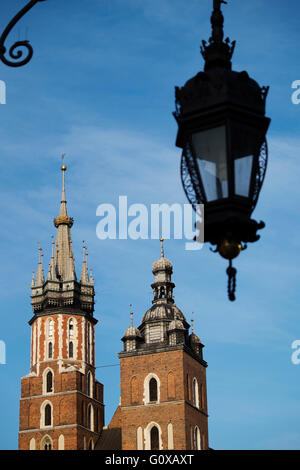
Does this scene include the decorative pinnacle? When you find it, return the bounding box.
[82,240,87,262]
[130,304,133,327]
[191,313,194,333]
[38,243,43,263]
[201,0,235,70]
[211,0,228,43]
[51,236,55,257]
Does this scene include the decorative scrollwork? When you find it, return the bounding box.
[251,140,268,210]
[0,0,46,68]
[180,142,206,212]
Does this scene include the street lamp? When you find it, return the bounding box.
[173,0,270,301]
[0,0,46,67]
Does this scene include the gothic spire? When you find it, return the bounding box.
[80,241,90,284]
[53,162,76,281]
[35,244,45,285]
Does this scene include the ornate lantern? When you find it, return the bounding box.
[174,0,270,301]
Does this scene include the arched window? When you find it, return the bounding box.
[131,376,138,404]
[87,372,93,398]
[167,423,174,450]
[68,319,74,338]
[193,426,201,450]
[46,371,53,393]
[58,434,64,451]
[149,378,158,402]
[45,404,52,427]
[137,426,143,450]
[87,404,94,431]
[150,426,159,450]
[192,378,199,408]
[48,342,53,359]
[29,438,36,450]
[144,373,160,405]
[41,435,52,451]
[69,341,73,358]
[48,319,53,338]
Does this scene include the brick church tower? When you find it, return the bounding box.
[97,240,209,450]
[19,164,104,450]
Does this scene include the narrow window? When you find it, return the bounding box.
[192,378,199,408]
[48,342,53,359]
[87,372,93,397]
[46,371,53,393]
[87,404,93,431]
[69,319,74,338]
[149,378,158,402]
[193,426,201,450]
[69,341,73,358]
[45,404,52,426]
[43,437,52,450]
[48,319,53,337]
[150,426,159,450]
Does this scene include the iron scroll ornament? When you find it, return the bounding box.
[0,0,46,67]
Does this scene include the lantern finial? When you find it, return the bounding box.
[201,0,235,70]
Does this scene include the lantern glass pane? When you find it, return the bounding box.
[234,155,253,197]
[230,121,262,199]
[192,126,228,202]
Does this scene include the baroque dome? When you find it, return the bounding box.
[190,332,201,344]
[123,325,142,339]
[142,303,186,323]
[152,256,172,274]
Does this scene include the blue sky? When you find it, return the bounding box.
[0,0,300,450]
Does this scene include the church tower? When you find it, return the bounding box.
[19,164,104,450]
[98,240,209,450]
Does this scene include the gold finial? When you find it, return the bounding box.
[61,153,67,171]
[159,227,165,257]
